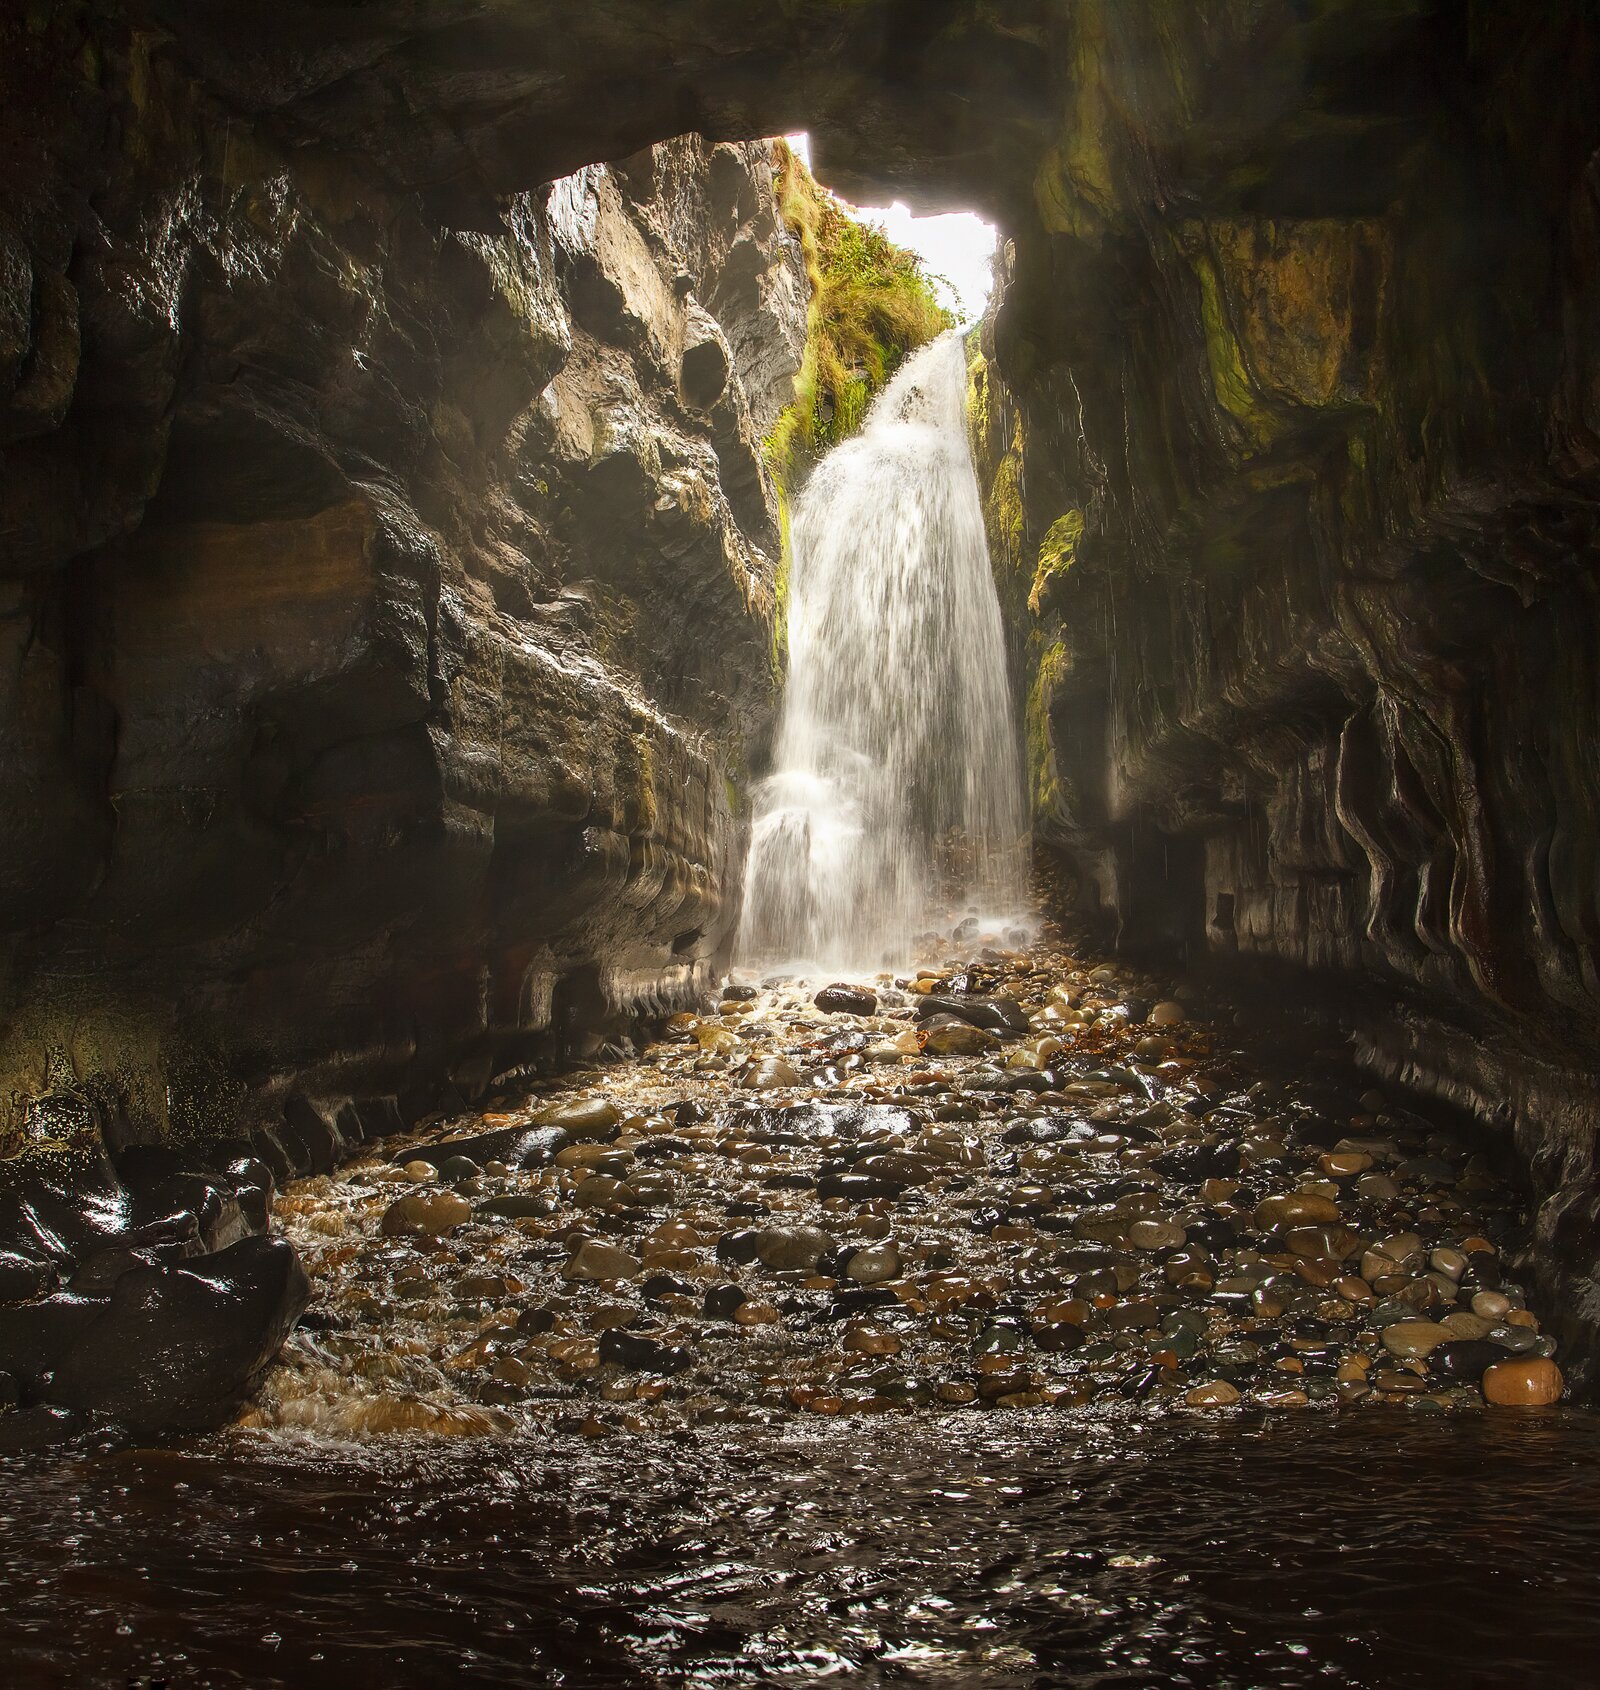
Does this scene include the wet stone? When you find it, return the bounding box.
[1382,1320,1449,1359]
[1431,1340,1507,1383]
[1486,1325,1540,1355]
[534,1099,623,1142]
[598,1329,692,1375]
[563,1241,641,1281]
[379,1192,473,1237]
[844,1244,902,1286]
[923,1024,998,1058]
[703,1284,747,1321]
[1482,1357,1563,1406]
[742,1057,804,1090]
[754,1226,835,1272]
[1185,1380,1241,1408]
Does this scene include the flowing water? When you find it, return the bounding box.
[739,332,1028,975]
[4,1413,1600,1687]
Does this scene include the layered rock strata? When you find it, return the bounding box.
[1,11,803,1425]
[966,3,1600,1375]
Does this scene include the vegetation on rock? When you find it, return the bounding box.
[763,140,953,489]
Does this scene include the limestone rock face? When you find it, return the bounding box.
[0,11,804,1179]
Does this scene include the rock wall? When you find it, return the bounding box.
[0,11,806,1183]
[968,3,1600,1380]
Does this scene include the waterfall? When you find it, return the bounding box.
[738,330,1029,976]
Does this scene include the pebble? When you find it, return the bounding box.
[535,1098,623,1141]
[563,1241,642,1281]
[843,1324,902,1356]
[1438,1312,1493,1341]
[814,984,878,1016]
[703,1284,746,1320]
[1148,1001,1186,1026]
[844,1244,902,1286]
[379,1191,473,1236]
[1431,1340,1506,1382]
[598,1329,692,1374]
[1129,1219,1186,1251]
[1185,1380,1240,1408]
[743,1057,802,1090]
[1320,1152,1371,1178]
[923,1024,997,1057]
[1381,1320,1449,1359]
[1362,1234,1423,1281]
[1430,1246,1468,1281]
[1486,1325,1539,1354]
[754,1225,834,1271]
[573,1176,630,1208]
[1255,1193,1341,1228]
[1482,1357,1563,1406]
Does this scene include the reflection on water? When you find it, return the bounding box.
[2,1409,1598,1687]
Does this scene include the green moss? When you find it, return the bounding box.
[966,341,1035,634]
[764,141,953,489]
[1027,510,1084,614]
[1033,4,1118,240]
[1188,243,1279,451]
[1026,638,1070,820]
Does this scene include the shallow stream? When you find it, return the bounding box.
[3,1410,1598,1686]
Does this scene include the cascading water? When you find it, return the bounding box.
[738,330,1029,975]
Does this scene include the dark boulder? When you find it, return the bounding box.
[914,994,1030,1036]
[47,1236,311,1432]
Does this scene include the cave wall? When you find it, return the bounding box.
[967,2,1600,1370]
[0,6,806,1168]
[8,0,1600,1384]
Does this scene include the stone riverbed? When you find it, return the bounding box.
[244,923,1565,1439]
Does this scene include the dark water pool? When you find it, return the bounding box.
[2,1409,1598,1688]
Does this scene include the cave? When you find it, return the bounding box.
[4,2,1600,1681]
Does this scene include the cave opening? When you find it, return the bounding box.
[3,3,1600,1682]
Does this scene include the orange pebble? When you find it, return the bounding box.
[1483,1357,1563,1406]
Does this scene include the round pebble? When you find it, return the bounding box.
[1185,1380,1240,1408]
[1482,1357,1563,1406]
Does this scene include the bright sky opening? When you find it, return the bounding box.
[784,133,997,325]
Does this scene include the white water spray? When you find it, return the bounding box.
[738,331,1029,975]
